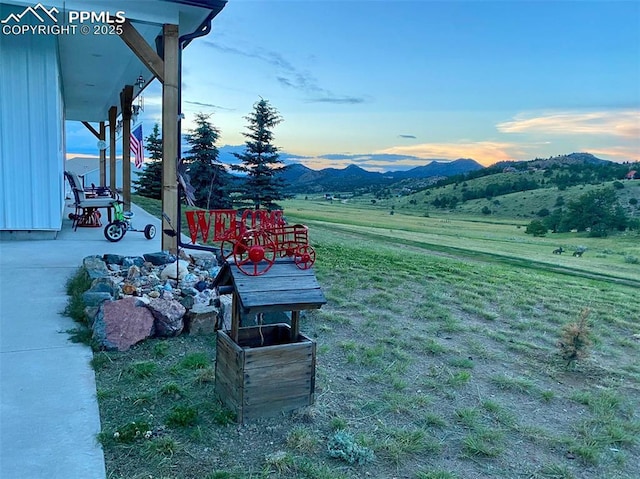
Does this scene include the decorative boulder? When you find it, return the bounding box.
[92,297,155,351]
[144,251,176,266]
[83,255,109,279]
[160,260,190,281]
[188,303,219,335]
[148,298,186,337]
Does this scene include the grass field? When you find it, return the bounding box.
[89,197,639,479]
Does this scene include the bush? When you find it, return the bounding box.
[481,206,491,215]
[327,430,375,465]
[558,309,592,367]
[624,255,639,265]
[525,220,548,237]
[537,208,550,217]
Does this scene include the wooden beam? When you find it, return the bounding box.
[119,19,165,83]
[108,106,117,192]
[99,121,106,186]
[120,85,134,211]
[161,23,179,253]
[81,121,100,138]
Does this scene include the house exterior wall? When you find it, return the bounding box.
[0,26,65,236]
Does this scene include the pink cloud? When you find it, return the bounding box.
[375,141,523,166]
[497,110,640,138]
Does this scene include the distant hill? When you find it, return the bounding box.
[492,152,611,170]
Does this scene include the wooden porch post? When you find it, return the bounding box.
[162,23,180,253]
[120,85,134,212]
[108,106,117,192]
[99,121,106,186]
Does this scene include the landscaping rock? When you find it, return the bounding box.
[102,254,125,265]
[188,303,219,335]
[83,255,109,279]
[148,298,186,337]
[180,295,195,311]
[122,256,145,268]
[144,251,176,266]
[160,260,190,280]
[82,291,113,307]
[89,277,120,296]
[92,297,155,351]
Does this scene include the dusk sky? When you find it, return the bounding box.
[68,0,640,171]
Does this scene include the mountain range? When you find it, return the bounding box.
[276,159,484,192]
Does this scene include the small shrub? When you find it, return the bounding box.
[101,421,151,444]
[179,352,210,369]
[623,255,639,264]
[143,436,181,458]
[558,308,592,367]
[211,404,235,426]
[327,430,375,465]
[166,405,198,427]
[160,382,184,398]
[264,451,294,474]
[417,471,458,479]
[286,426,318,453]
[63,267,91,324]
[152,341,170,358]
[128,361,157,379]
[330,417,348,431]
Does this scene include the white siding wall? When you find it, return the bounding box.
[0,29,64,232]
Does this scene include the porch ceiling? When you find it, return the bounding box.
[3,0,226,122]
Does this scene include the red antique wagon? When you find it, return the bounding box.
[185,209,316,276]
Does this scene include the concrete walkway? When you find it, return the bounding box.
[0,204,162,479]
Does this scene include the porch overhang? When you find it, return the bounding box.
[1,0,226,121]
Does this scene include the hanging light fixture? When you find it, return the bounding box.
[135,74,145,90]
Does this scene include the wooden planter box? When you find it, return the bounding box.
[215,323,316,423]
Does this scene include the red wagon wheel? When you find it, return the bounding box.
[220,238,237,262]
[279,241,299,258]
[294,245,316,270]
[233,229,277,276]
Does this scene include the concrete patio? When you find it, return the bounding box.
[0,203,162,478]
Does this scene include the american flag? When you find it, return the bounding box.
[130,124,144,168]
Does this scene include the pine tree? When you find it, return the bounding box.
[233,99,288,210]
[184,113,230,209]
[132,123,163,199]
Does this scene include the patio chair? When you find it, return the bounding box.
[65,171,119,230]
[64,170,114,198]
[68,186,118,230]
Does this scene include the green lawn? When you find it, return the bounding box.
[88,196,640,479]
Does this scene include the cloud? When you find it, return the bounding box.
[184,100,234,111]
[497,110,640,139]
[398,134,417,139]
[377,141,523,166]
[584,146,640,163]
[206,41,365,105]
[306,96,365,105]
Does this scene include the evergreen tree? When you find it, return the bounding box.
[132,123,163,199]
[232,99,288,210]
[564,188,627,237]
[183,113,230,209]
